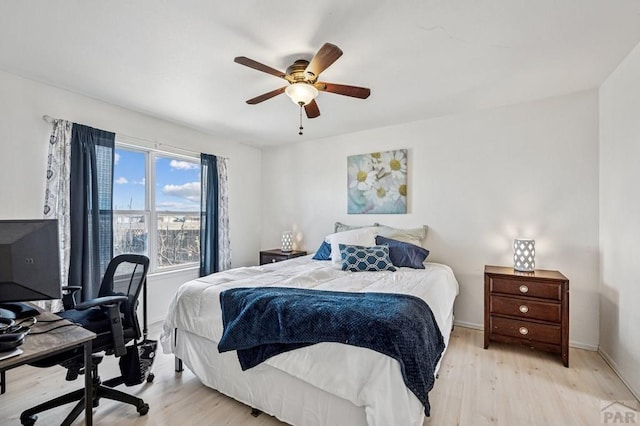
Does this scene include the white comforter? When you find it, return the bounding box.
[160,256,459,426]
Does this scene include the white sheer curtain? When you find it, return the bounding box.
[217,156,231,270]
[41,119,73,312]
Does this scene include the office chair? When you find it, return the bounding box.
[20,254,151,426]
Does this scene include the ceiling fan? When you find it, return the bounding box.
[234,43,371,134]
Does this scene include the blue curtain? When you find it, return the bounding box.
[69,124,115,301]
[200,153,219,277]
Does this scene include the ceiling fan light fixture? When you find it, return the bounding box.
[285,83,318,106]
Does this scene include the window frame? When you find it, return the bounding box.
[114,141,200,274]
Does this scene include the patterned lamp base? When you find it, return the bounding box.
[514,239,535,272]
[281,231,293,253]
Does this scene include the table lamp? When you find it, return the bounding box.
[514,238,535,272]
[281,231,293,253]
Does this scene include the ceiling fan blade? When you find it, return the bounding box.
[246,87,287,104]
[317,82,371,99]
[304,99,320,119]
[305,43,343,78]
[234,56,286,79]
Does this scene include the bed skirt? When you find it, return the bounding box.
[171,308,453,426]
[174,329,369,426]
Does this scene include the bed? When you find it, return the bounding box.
[160,254,459,426]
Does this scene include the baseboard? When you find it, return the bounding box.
[453,320,598,351]
[453,320,483,331]
[569,340,598,351]
[599,348,640,401]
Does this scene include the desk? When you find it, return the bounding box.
[0,310,96,425]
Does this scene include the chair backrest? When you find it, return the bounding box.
[98,254,150,341]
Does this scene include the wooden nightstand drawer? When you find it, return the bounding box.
[490,317,561,345]
[490,295,561,323]
[261,253,285,264]
[490,277,562,301]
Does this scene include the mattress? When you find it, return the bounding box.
[160,256,459,426]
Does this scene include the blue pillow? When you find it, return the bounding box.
[312,241,332,261]
[339,244,396,272]
[375,235,429,269]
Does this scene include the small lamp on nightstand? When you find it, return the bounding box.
[281,231,293,253]
[514,238,535,272]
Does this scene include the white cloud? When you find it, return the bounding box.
[114,153,120,165]
[132,178,145,185]
[170,160,199,171]
[162,182,200,202]
[115,177,128,184]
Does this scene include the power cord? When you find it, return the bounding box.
[16,317,38,327]
[2,317,81,335]
[29,323,82,335]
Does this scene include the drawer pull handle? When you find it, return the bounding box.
[519,327,529,335]
[519,284,529,293]
[519,305,529,313]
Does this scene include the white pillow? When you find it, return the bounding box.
[334,221,375,233]
[325,227,379,263]
[375,224,428,247]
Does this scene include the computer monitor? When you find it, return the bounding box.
[0,219,61,320]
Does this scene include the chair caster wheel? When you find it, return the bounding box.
[20,415,37,426]
[138,402,149,416]
[146,373,155,383]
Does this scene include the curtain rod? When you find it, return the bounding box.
[42,115,227,160]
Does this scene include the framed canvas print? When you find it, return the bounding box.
[347,149,407,214]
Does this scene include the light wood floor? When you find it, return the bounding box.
[1,325,636,425]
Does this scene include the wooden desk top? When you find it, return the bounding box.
[0,309,96,371]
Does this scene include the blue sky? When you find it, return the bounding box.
[113,149,200,212]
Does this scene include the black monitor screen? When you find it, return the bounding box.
[0,219,61,303]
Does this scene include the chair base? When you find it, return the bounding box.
[20,374,149,426]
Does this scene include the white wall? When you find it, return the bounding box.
[0,67,605,349]
[262,90,600,349]
[0,70,263,323]
[599,41,640,398]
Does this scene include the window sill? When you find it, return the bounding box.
[148,264,199,278]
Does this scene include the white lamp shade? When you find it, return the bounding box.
[281,231,293,252]
[514,239,535,272]
[285,83,318,106]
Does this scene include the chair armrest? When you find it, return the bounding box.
[61,286,83,310]
[74,295,128,311]
[74,295,129,357]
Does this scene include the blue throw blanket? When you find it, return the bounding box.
[217,287,445,416]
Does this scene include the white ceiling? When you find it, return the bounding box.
[1,1,640,147]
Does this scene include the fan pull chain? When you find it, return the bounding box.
[298,103,304,136]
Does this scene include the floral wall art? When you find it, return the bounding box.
[347,149,407,214]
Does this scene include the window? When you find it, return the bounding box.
[113,145,200,272]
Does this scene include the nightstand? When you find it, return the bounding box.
[259,249,307,265]
[484,265,569,367]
